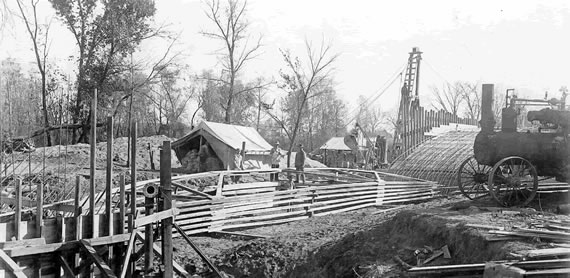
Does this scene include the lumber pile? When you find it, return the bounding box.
[170,168,436,235]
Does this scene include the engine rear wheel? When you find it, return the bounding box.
[457,156,491,200]
[488,156,538,207]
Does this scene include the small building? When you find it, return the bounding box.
[318,137,354,167]
[172,121,273,172]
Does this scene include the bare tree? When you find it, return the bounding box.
[458,82,481,121]
[266,39,339,166]
[431,82,464,116]
[202,0,262,123]
[15,0,52,145]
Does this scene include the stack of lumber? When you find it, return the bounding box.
[168,168,436,235]
[469,220,570,243]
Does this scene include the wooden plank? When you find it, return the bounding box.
[6,233,132,257]
[222,181,279,191]
[105,116,113,239]
[210,231,270,239]
[171,181,214,199]
[0,238,46,249]
[160,140,174,278]
[14,179,22,241]
[89,88,97,239]
[221,187,275,196]
[314,202,376,216]
[79,239,116,278]
[134,208,179,228]
[134,232,189,277]
[0,249,26,278]
[119,232,136,278]
[310,197,377,213]
[129,122,137,233]
[173,223,223,277]
[519,248,570,258]
[57,254,76,277]
[217,215,309,231]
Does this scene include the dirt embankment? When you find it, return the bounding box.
[176,194,570,278]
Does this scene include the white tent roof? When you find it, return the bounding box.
[194,121,272,151]
[319,137,352,151]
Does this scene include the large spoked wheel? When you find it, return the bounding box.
[488,156,538,207]
[457,156,491,200]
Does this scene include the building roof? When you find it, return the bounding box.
[172,121,273,152]
[319,137,352,151]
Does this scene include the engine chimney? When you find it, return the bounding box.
[480,84,496,133]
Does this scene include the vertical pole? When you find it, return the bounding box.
[90,88,97,238]
[15,179,21,240]
[105,116,114,271]
[144,196,154,273]
[105,116,113,233]
[116,174,126,274]
[160,141,173,277]
[74,176,82,278]
[36,175,43,239]
[130,122,137,230]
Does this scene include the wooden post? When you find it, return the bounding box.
[160,141,174,277]
[90,88,97,238]
[106,116,113,234]
[105,116,114,276]
[241,141,246,169]
[14,179,22,240]
[144,194,154,273]
[36,178,43,239]
[119,174,126,234]
[74,176,82,278]
[130,121,137,231]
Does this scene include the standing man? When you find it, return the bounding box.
[198,141,210,172]
[270,142,284,182]
[232,148,243,183]
[294,144,306,185]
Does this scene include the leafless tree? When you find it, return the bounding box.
[267,39,339,166]
[431,82,464,116]
[202,0,263,123]
[15,0,52,145]
[458,82,481,121]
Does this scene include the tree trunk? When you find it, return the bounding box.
[41,75,52,146]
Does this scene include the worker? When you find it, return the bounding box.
[270,142,284,182]
[198,141,210,172]
[294,144,306,185]
[232,148,243,183]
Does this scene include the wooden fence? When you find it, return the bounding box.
[165,168,436,235]
[396,106,478,161]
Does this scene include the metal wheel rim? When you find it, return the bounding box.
[488,156,538,207]
[457,156,491,200]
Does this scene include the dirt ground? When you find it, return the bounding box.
[173,192,570,278]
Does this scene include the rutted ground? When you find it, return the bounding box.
[174,193,570,278]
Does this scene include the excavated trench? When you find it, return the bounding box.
[213,210,520,278]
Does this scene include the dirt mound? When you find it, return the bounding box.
[286,211,521,278]
[96,135,180,170]
[214,240,311,278]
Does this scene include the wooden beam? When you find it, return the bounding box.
[90,88,97,238]
[129,122,137,233]
[173,223,223,277]
[134,208,178,228]
[5,233,132,257]
[14,179,22,241]
[119,232,137,278]
[79,239,117,278]
[160,140,174,278]
[0,238,46,249]
[135,232,189,277]
[0,249,26,278]
[57,254,76,277]
[105,116,114,236]
[172,181,214,199]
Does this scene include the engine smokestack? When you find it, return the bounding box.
[480,84,496,134]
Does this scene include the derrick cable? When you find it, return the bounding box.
[344,62,407,128]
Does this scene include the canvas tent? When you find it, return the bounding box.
[318,137,354,167]
[172,121,273,171]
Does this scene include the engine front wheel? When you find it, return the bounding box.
[488,156,538,207]
[457,156,491,200]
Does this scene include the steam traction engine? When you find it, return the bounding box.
[457,84,569,207]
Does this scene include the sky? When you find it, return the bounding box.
[1,0,569,119]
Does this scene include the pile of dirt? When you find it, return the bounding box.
[96,135,181,170]
[215,240,311,277]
